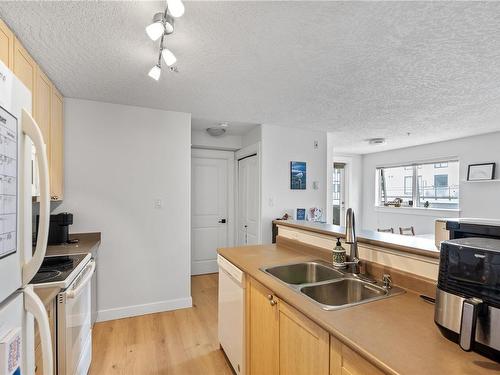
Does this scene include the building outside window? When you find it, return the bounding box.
[376,160,459,209]
[434,162,448,168]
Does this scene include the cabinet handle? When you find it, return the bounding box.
[269,299,277,306]
[267,294,274,301]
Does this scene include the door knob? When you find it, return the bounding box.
[218,219,227,224]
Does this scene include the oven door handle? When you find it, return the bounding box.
[66,260,96,299]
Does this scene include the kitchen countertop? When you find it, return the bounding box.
[46,232,101,257]
[275,220,440,258]
[218,243,500,375]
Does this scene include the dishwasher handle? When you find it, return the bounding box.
[66,260,96,299]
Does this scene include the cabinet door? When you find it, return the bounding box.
[13,37,36,103]
[0,19,14,68]
[330,336,385,375]
[35,66,51,160]
[50,87,63,200]
[247,278,279,375]
[279,301,329,375]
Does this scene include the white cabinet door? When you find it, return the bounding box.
[191,150,231,275]
[238,155,259,245]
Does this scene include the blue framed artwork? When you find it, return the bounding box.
[296,208,306,220]
[290,161,306,190]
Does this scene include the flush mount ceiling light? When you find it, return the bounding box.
[206,123,229,137]
[146,1,184,80]
[367,138,386,145]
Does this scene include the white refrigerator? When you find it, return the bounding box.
[0,60,53,375]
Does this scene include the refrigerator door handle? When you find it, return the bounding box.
[21,109,50,285]
[24,287,53,375]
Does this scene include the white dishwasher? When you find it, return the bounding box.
[218,254,245,375]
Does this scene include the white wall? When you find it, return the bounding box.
[261,124,327,243]
[242,125,261,148]
[55,99,192,321]
[361,132,500,234]
[191,130,242,150]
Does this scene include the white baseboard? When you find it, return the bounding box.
[191,259,218,275]
[96,296,193,322]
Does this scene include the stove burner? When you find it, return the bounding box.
[31,270,62,283]
[40,256,74,271]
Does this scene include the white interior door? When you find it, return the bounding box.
[238,155,259,245]
[191,150,232,275]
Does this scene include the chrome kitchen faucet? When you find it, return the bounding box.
[344,208,360,274]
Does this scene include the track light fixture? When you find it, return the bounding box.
[146,12,174,41]
[146,1,184,80]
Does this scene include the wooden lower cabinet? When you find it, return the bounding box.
[330,336,384,375]
[279,301,330,375]
[247,277,279,375]
[247,277,329,375]
[247,277,387,375]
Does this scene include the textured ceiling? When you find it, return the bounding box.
[1,1,500,153]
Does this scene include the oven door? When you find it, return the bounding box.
[57,259,95,375]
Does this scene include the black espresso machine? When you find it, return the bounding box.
[36,212,75,245]
[435,219,500,360]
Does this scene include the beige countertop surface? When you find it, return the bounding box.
[275,220,440,258]
[218,243,500,375]
[46,232,101,257]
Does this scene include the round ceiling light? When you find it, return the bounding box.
[368,138,386,145]
[206,127,227,137]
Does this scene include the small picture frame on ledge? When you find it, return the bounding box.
[296,208,306,220]
[467,163,496,181]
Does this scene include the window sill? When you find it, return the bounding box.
[374,206,460,217]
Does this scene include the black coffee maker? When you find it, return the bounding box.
[37,212,74,245]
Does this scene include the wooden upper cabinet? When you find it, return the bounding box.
[35,66,51,159]
[247,278,279,375]
[2,20,64,201]
[0,19,14,69]
[50,87,63,200]
[13,37,36,106]
[279,301,330,375]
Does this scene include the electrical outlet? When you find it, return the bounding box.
[314,140,319,150]
[268,197,275,207]
[154,199,163,209]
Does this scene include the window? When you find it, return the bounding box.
[434,162,448,168]
[377,160,459,209]
[404,176,412,195]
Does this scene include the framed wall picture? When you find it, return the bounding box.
[290,161,307,190]
[467,163,496,181]
[296,208,306,220]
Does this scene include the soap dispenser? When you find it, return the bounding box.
[332,238,346,269]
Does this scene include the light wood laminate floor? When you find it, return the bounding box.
[89,273,234,375]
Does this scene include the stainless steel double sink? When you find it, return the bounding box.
[260,260,404,310]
